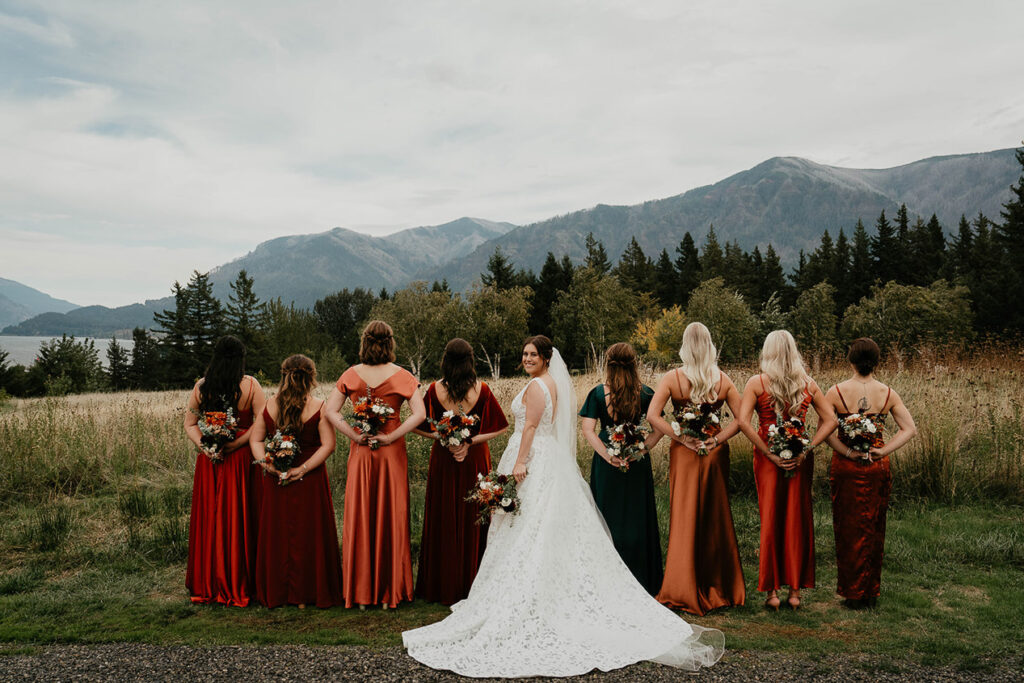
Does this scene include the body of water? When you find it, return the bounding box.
[0,335,135,368]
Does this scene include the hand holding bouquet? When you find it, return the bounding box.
[839,413,885,462]
[466,471,520,525]
[767,416,810,478]
[429,410,479,450]
[264,429,300,485]
[670,401,723,456]
[351,391,395,450]
[198,408,238,463]
[607,420,651,472]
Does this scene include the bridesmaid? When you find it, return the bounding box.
[580,342,664,595]
[183,335,265,606]
[737,330,837,610]
[647,323,746,614]
[249,355,342,608]
[325,320,426,609]
[412,338,508,605]
[824,338,916,609]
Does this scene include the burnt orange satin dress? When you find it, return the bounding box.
[829,386,892,601]
[753,377,815,592]
[657,372,745,615]
[337,367,419,608]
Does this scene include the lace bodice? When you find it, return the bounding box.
[510,377,556,439]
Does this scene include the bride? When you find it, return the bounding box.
[403,335,724,678]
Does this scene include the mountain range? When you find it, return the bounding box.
[0,278,78,331]
[3,147,1019,337]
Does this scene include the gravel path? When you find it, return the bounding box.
[0,644,1020,682]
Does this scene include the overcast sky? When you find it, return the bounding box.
[1,0,1022,308]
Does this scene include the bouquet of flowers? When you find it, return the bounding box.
[197,407,238,463]
[607,420,651,472]
[466,470,520,525]
[350,391,395,450]
[839,413,885,461]
[264,429,300,485]
[670,401,723,456]
[429,410,479,449]
[766,416,810,478]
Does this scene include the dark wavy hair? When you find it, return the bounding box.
[522,335,553,367]
[277,354,317,433]
[847,337,881,376]
[440,338,476,403]
[604,342,642,422]
[199,335,246,412]
[359,320,396,365]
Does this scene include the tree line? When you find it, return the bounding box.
[2,147,1021,398]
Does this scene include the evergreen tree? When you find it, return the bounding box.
[674,232,701,304]
[831,229,852,309]
[225,269,269,372]
[871,210,899,283]
[481,247,517,290]
[152,281,192,385]
[153,271,223,385]
[699,225,725,282]
[723,239,756,302]
[106,337,131,390]
[761,244,788,306]
[614,237,655,293]
[129,327,161,390]
[531,252,574,337]
[995,145,1024,331]
[313,288,378,364]
[908,215,946,285]
[946,214,974,279]
[652,249,677,307]
[431,280,451,293]
[893,203,911,280]
[850,219,873,303]
[378,287,389,300]
[584,233,612,273]
[968,214,1005,332]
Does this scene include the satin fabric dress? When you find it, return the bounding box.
[254,405,343,608]
[753,377,816,592]
[416,382,509,605]
[337,367,419,608]
[829,386,892,601]
[186,380,259,607]
[657,373,746,614]
[579,384,663,595]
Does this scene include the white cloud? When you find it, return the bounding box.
[0,0,1022,306]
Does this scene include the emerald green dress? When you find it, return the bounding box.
[579,384,663,595]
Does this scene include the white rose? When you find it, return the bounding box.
[710,414,720,424]
[460,429,471,438]
[866,423,877,433]
[442,410,454,418]
[780,449,793,460]
[501,497,512,507]
[671,422,681,436]
[477,473,484,481]
[683,412,696,420]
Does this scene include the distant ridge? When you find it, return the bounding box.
[0,278,78,330]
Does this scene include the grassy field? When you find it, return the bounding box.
[1,356,1022,670]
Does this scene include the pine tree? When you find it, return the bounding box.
[652,249,677,307]
[995,145,1024,330]
[584,233,612,274]
[614,237,655,293]
[871,210,899,283]
[674,233,701,304]
[850,219,873,303]
[893,203,911,281]
[183,270,223,374]
[969,214,1005,332]
[225,269,269,371]
[832,228,852,308]
[106,337,131,390]
[946,215,974,279]
[700,225,725,282]
[152,282,192,385]
[761,244,787,306]
[532,252,571,337]
[129,327,161,390]
[481,247,517,290]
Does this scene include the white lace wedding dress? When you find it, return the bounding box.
[403,350,725,678]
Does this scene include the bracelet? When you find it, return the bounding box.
[845,447,853,459]
[713,436,720,447]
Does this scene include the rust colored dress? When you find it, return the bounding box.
[186,380,258,607]
[753,376,815,593]
[416,382,509,605]
[254,404,343,608]
[657,371,745,615]
[829,386,892,601]
[337,367,419,608]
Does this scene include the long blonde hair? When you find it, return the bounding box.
[678,322,720,403]
[760,330,810,412]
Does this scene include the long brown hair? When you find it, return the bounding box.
[605,342,642,422]
[359,320,396,365]
[440,338,476,403]
[277,354,317,433]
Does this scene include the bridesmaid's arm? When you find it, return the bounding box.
[325,387,368,445]
[225,377,265,454]
[512,382,544,483]
[372,390,427,448]
[183,383,203,449]
[706,374,742,448]
[807,380,839,450]
[283,412,338,481]
[823,387,855,458]
[582,417,624,468]
[737,376,778,463]
[870,390,917,460]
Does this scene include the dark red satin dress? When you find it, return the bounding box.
[337,367,419,608]
[753,377,815,592]
[829,387,891,601]
[255,405,343,608]
[186,382,258,607]
[416,382,508,605]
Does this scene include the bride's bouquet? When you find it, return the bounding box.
[264,429,300,485]
[350,391,395,450]
[670,401,723,456]
[429,410,479,449]
[839,413,885,461]
[767,416,810,478]
[607,420,651,473]
[466,470,520,525]
[197,407,238,463]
